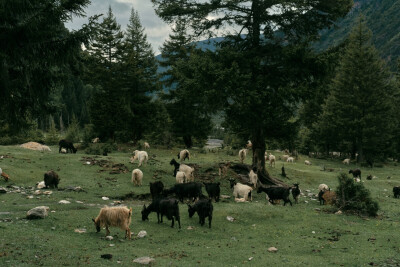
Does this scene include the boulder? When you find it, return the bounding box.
[26,206,49,219]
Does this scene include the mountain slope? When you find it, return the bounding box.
[316,0,400,68]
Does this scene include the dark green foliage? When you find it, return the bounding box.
[152,0,353,178]
[336,173,379,216]
[314,16,396,162]
[65,115,81,143]
[46,117,60,145]
[0,0,95,133]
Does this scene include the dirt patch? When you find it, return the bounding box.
[81,157,129,174]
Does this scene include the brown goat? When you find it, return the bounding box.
[92,206,132,239]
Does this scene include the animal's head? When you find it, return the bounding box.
[141,205,149,221]
[228,178,236,188]
[187,204,195,218]
[92,218,100,232]
[1,172,9,182]
[293,183,299,188]
[170,159,176,165]
[72,147,77,154]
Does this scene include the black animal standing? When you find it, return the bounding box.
[188,199,213,228]
[59,139,77,153]
[44,170,60,189]
[203,182,220,202]
[349,169,361,180]
[291,183,300,204]
[393,186,400,198]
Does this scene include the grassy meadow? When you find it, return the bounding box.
[0,145,400,266]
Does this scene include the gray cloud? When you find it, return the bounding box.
[65,0,171,54]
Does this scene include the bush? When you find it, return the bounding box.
[335,173,379,216]
[65,116,80,143]
[85,143,117,155]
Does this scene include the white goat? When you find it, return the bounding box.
[342,158,350,165]
[269,153,276,167]
[282,155,289,162]
[144,142,150,149]
[318,184,329,192]
[287,157,294,163]
[238,149,248,163]
[230,179,253,201]
[131,169,143,186]
[130,150,148,167]
[179,164,194,182]
[176,171,186,183]
[248,169,258,188]
[178,149,190,162]
[304,160,312,165]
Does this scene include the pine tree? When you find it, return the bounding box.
[159,23,212,148]
[315,16,395,163]
[85,6,126,141]
[117,8,160,141]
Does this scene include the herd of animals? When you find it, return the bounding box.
[1,139,399,240]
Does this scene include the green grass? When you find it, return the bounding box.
[0,145,400,266]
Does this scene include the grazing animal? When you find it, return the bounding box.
[58,139,77,154]
[318,189,325,205]
[170,159,194,181]
[229,179,253,201]
[349,169,361,180]
[282,155,290,162]
[142,198,181,228]
[366,175,373,180]
[92,206,132,239]
[393,186,400,198]
[246,140,252,149]
[0,168,9,182]
[130,150,148,167]
[177,149,190,162]
[238,149,247,163]
[321,190,337,205]
[286,157,294,163]
[281,165,286,177]
[292,183,301,204]
[248,167,258,188]
[342,158,350,165]
[150,181,164,199]
[218,162,230,178]
[44,170,60,189]
[188,199,213,228]
[164,182,203,203]
[269,153,276,167]
[92,137,100,143]
[257,186,292,206]
[144,142,150,149]
[318,184,329,192]
[176,171,186,184]
[304,160,312,165]
[131,169,143,186]
[203,182,220,202]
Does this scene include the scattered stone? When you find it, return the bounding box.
[137,231,147,238]
[37,181,46,189]
[226,216,235,222]
[109,244,115,247]
[26,195,34,199]
[74,229,87,233]
[59,200,70,204]
[305,190,311,193]
[105,236,114,241]
[76,201,84,204]
[248,257,253,261]
[268,247,278,253]
[307,193,314,197]
[51,227,55,230]
[86,161,91,165]
[187,226,194,230]
[312,231,316,234]
[0,187,7,194]
[102,197,109,200]
[26,206,49,219]
[220,195,231,199]
[43,191,52,195]
[133,257,155,265]
[34,190,41,195]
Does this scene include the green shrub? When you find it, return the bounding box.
[84,143,117,155]
[335,173,379,216]
[45,119,59,145]
[65,116,80,143]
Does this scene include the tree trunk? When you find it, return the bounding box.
[183,135,192,148]
[251,129,287,186]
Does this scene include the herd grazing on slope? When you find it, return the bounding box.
[1,138,396,240]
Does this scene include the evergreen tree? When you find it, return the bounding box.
[0,0,95,134]
[159,23,213,148]
[315,16,396,163]
[117,8,160,141]
[85,6,126,141]
[152,0,352,184]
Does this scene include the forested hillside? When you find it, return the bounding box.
[317,0,400,68]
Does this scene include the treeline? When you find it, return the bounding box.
[2,1,400,164]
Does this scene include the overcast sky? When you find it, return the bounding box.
[65,0,172,55]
